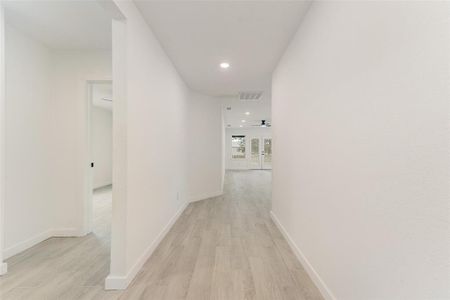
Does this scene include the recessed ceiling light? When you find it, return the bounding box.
[245,112,250,115]
[220,62,230,69]
[241,120,246,123]
[239,125,243,127]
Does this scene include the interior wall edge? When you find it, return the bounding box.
[0,3,6,274]
[96,0,126,20]
[108,16,127,278]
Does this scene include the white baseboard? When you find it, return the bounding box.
[3,229,53,259]
[270,211,337,300]
[0,262,7,275]
[188,190,223,203]
[105,201,189,290]
[3,227,85,260]
[94,183,113,190]
[3,230,52,260]
[52,228,85,237]
[104,275,129,290]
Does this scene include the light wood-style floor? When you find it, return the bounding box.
[0,185,118,300]
[0,171,323,300]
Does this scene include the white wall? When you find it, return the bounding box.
[3,22,112,258]
[107,1,225,289]
[187,91,223,202]
[4,24,54,258]
[107,0,190,289]
[123,2,189,284]
[225,127,271,169]
[91,105,112,189]
[50,50,111,235]
[271,2,450,299]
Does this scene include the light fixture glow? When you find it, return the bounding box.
[241,120,246,123]
[239,125,243,128]
[245,112,250,115]
[220,62,230,69]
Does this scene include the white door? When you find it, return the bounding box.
[262,137,272,169]
[249,137,261,169]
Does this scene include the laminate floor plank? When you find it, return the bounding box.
[0,172,324,300]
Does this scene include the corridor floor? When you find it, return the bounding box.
[121,170,323,300]
[0,171,323,300]
[0,185,115,299]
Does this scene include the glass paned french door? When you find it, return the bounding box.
[249,137,261,169]
[262,137,272,169]
[248,137,272,169]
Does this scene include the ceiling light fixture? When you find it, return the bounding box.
[220,62,230,69]
[239,125,243,127]
[241,120,246,123]
[245,112,250,115]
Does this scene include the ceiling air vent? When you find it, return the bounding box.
[239,91,263,101]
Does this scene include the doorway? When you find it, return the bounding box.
[86,81,113,236]
[249,137,272,169]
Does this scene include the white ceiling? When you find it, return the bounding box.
[222,91,272,129]
[135,0,310,97]
[135,1,310,129]
[2,0,310,128]
[3,0,111,50]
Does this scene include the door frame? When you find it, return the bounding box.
[248,136,273,170]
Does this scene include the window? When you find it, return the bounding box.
[231,135,246,159]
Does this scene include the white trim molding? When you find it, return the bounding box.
[270,211,337,300]
[52,228,86,237]
[3,227,85,260]
[3,230,53,260]
[105,201,189,290]
[188,190,223,203]
[0,262,7,275]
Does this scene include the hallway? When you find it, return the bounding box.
[0,1,447,299]
[0,172,322,300]
[120,170,322,299]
